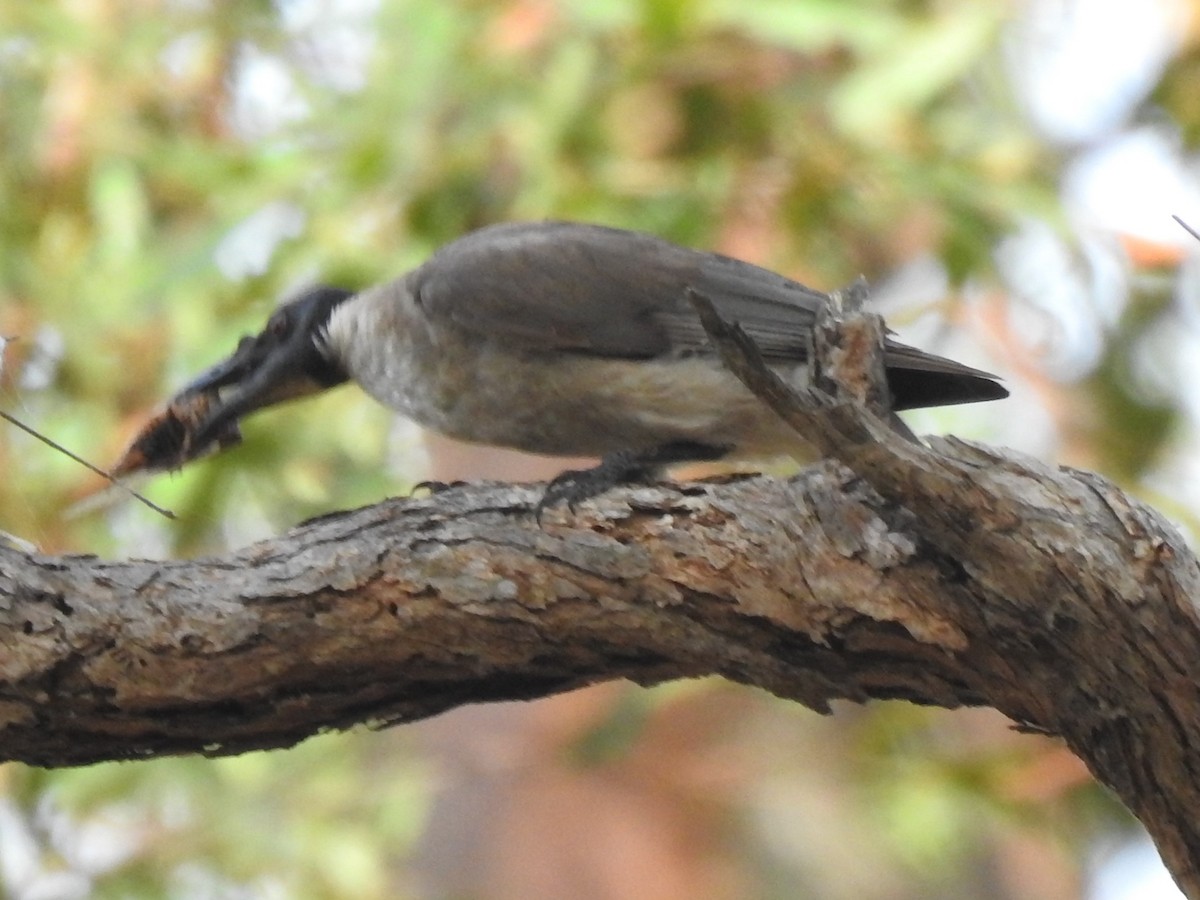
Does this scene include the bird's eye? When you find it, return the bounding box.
[267,314,290,338]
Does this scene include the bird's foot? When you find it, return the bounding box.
[537,454,649,520]
[535,441,730,522]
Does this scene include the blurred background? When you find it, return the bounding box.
[0,0,1197,896]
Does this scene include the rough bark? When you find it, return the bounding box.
[1,299,1199,894]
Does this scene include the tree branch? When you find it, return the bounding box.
[2,295,1200,894]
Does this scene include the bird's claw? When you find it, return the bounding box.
[535,464,634,523]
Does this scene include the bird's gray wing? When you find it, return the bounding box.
[409,220,1007,408]
[408,220,829,361]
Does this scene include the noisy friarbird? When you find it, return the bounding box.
[115,221,1006,506]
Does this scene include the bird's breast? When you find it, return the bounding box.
[327,285,805,459]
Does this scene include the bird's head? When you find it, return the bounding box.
[181,285,354,454]
[110,285,356,478]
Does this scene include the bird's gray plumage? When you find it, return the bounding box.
[411,221,829,361]
[174,220,1006,483]
[395,221,1003,409]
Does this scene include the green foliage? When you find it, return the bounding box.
[5,731,429,898]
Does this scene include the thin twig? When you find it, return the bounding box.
[0,410,176,520]
[1172,214,1200,243]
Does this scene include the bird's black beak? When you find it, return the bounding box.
[179,336,312,452]
[183,286,354,454]
[125,285,356,472]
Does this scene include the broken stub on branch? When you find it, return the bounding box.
[686,282,906,458]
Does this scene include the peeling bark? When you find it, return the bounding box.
[1,299,1199,894]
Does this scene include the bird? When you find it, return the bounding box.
[129,220,1007,508]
